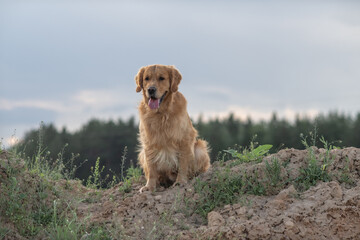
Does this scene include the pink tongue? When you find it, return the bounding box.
[148,98,160,109]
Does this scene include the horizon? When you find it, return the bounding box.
[4,109,358,149]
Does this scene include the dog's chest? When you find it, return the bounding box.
[144,113,187,144]
[153,149,178,171]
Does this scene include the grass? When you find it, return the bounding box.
[193,167,243,219]
[119,164,142,194]
[84,146,142,191]
[264,157,282,192]
[0,129,130,239]
[0,154,61,237]
[190,131,349,220]
[191,141,278,220]
[294,133,335,191]
[86,157,106,189]
[118,146,142,194]
[1,125,356,238]
[338,156,356,187]
[223,143,273,165]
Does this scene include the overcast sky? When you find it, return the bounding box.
[1,0,360,147]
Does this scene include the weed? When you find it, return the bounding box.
[0,168,60,237]
[86,157,108,189]
[1,131,125,240]
[87,226,113,240]
[193,167,243,219]
[224,144,272,165]
[242,171,266,196]
[264,157,283,193]
[120,146,128,181]
[294,133,334,191]
[282,158,291,168]
[83,191,103,204]
[0,226,10,239]
[119,164,142,194]
[338,156,356,187]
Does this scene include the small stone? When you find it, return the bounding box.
[208,211,225,227]
[236,207,247,216]
[284,220,294,229]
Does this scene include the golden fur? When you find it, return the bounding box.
[135,64,211,192]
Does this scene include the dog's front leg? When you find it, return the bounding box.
[140,161,158,193]
[174,147,193,185]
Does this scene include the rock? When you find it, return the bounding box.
[208,211,225,227]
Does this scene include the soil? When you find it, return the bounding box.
[77,147,360,239]
[1,147,360,239]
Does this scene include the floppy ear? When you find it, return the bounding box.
[169,66,182,92]
[135,67,145,92]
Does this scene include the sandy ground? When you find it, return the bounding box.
[76,147,360,239]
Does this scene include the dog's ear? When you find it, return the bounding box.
[169,66,182,92]
[135,67,145,92]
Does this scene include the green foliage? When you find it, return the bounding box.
[0,163,59,237]
[0,226,10,239]
[16,111,360,185]
[338,157,356,187]
[0,140,118,239]
[264,157,282,192]
[119,165,142,194]
[17,118,138,187]
[193,168,243,219]
[86,157,106,189]
[192,132,346,219]
[241,171,266,195]
[224,144,272,164]
[294,133,335,191]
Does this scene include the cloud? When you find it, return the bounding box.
[191,105,320,123]
[0,99,66,112]
[0,86,139,133]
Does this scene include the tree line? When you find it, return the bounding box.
[16,111,360,184]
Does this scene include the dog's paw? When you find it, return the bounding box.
[172,181,187,188]
[139,186,149,193]
[139,185,155,193]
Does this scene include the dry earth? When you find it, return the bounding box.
[78,147,360,239]
[1,147,360,239]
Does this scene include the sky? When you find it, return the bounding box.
[1,0,360,147]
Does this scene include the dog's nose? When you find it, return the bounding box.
[148,87,156,97]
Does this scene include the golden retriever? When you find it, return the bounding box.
[135,64,211,192]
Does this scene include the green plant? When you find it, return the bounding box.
[295,133,334,191]
[0,170,59,237]
[338,156,356,187]
[193,167,243,219]
[86,157,107,189]
[242,171,266,196]
[264,157,283,193]
[87,226,113,240]
[224,144,272,165]
[119,164,142,194]
[120,146,128,181]
[0,226,10,239]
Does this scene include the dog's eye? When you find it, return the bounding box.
[159,76,165,81]
[145,77,149,81]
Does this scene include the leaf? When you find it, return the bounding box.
[252,144,272,156]
[223,149,241,158]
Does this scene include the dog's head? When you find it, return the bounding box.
[135,64,182,110]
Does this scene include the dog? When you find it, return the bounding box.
[135,64,211,192]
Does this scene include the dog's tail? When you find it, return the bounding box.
[194,139,211,174]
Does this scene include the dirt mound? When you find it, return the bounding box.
[1,147,360,239]
[76,147,360,239]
